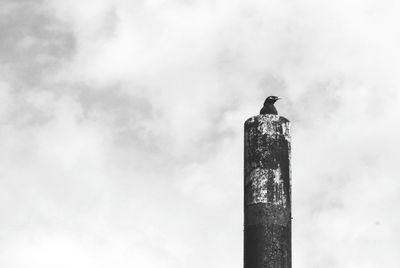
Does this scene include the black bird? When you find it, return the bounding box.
[260,96,281,115]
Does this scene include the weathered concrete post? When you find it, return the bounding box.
[244,114,291,268]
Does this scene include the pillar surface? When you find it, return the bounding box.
[244,115,291,268]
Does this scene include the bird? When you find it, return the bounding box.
[260,96,281,115]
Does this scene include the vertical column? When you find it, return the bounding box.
[244,115,291,268]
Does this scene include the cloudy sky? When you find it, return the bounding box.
[1,0,400,267]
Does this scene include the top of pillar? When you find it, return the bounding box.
[244,115,291,140]
[245,114,290,125]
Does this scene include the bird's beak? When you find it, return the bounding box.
[277,97,282,100]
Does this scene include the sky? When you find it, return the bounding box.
[0,0,400,267]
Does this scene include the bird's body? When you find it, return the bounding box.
[260,96,280,115]
[260,103,278,115]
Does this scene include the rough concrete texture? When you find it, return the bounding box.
[244,115,291,268]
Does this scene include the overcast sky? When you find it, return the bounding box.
[1,0,400,267]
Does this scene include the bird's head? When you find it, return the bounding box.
[264,96,281,104]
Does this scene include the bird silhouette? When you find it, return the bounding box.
[260,96,281,115]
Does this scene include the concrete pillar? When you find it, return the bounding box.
[244,115,291,268]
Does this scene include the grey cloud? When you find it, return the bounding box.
[0,0,75,86]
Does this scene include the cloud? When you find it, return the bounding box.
[0,0,75,86]
[1,0,400,267]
